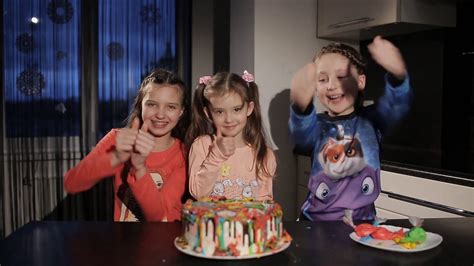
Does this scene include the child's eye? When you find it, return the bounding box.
[233,107,242,112]
[214,110,223,115]
[168,105,177,110]
[338,76,348,79]
[146,102,156,107]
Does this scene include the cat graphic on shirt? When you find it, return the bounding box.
[318,136,366,180]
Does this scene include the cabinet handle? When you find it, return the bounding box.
[381,190,474,217]
[328,17,374,29]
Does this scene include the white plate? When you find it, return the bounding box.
[174,237,291,260]
[349,225,443,253]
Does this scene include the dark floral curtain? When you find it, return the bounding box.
[2,0,82,237]
[1,0,178,238]
[98,0,177,136]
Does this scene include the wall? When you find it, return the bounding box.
[191,0,214,91]
[229,0,331,220]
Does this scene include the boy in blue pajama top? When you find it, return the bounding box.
[289,36,412,221]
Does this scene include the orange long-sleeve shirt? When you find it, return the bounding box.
[64,129,186,222]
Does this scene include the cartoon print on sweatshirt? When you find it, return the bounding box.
[210,176,260,199]
[150,172,164,189]
[237,178,260,199]
[304,124,380,220]
[220,164,231,177]
[318,136,366,180]
[211,181,225,197]
[118,170,165,222]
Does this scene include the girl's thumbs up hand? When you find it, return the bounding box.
[215,127,236,157]
[114,117,140,164]
[131,120,156,172]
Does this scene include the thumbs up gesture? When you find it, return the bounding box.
[114,117,141,164]
[130,120,156,172]
[215,127,236,157]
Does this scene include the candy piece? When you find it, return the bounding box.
[371,227,396,240]
[400,227,426,244]
[354,223,377,237]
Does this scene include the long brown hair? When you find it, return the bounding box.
[185,72,273,179]
[119,69,190,209]
[125,68,190,141]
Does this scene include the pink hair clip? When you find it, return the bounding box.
[242,70,254,83]
[199,75,212,85]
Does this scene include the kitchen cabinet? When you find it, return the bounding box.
[317,0,456,41]
[296,155,311,218]
[295,155,473,219]
[375,170,474,219]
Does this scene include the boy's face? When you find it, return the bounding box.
[314,53,366,117]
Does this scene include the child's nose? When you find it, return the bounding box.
[327,78,339,91]
[224,113,232,123]
[155,107,165,118]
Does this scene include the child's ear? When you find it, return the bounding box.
[358,74,366,91]
[246,101,255,117]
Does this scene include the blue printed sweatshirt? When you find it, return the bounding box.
[289,74,412,221]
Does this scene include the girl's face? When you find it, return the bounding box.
[141,84,184,138]
[315,53,366,117]
[206,91,254,143]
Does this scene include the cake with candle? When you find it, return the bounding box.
[175,198,292,258]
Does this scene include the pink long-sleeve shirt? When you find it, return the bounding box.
[64,129,186,222]
[188,135,275,201]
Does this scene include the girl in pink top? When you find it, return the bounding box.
[64,69,190,222]
[185,71,276,201]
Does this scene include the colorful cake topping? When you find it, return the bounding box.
[177,198,291,258]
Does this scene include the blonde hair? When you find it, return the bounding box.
[314,42,367,75]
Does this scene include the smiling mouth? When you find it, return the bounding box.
[327,94,344,102]
[223,125,237,130]
[151,121,168,128]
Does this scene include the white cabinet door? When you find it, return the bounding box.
[317,0,456,40]
[317,0,397,37]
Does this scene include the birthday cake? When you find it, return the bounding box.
[176,198,292,258]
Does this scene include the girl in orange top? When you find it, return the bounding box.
[64,69,189,222]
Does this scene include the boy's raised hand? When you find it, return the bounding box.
[130,120,155,172]
[215,127,236,157]
[114,117,140,164]
[367,35,407,80]
[290,63,318,112]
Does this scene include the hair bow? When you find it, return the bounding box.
[242,70,254,83]
[199,76,212,85]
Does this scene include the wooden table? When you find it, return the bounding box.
[1,218,473,265]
